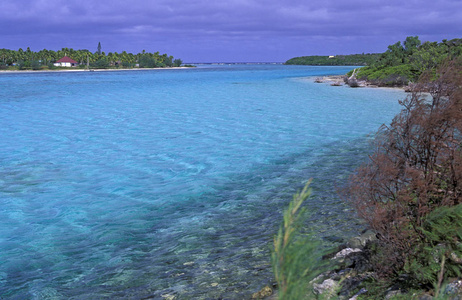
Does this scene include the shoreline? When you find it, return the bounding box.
[314,75,407,91]
[0,66,191,74]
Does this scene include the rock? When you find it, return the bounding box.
[443,280,462,297]
[348,288,367,300]
[161,293,176,300]
[339,277,365,298]
[417,294,433,300]
[346,252,373,273]
[332,247,373,272]
[450,251,462,264]
[334,248,362,260]
[347,69,360,87]
[348,230,377,249]
[252,285,273,299]
[348,79,359,87]
[384,290,403,299]
[313,278,339,297]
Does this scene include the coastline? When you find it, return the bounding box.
[0,66,190,74]
[314,75,407,91]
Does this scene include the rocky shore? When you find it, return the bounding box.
[313,75,409,90]
[250,75,459,300]
[252,229,462,299]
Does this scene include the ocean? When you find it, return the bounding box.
[0,65,404,299]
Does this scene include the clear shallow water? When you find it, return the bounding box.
[0,65,404,299]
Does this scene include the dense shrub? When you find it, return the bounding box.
[139,55,158,68]
[405,204,462,289]
[91,57,110,68]
[346,59,462,282]
[356,65,416,86]
[173,58,182,67]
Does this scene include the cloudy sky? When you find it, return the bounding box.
[1,0,461,62]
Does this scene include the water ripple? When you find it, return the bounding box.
[0,65,404,299]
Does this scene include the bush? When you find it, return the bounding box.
[357,65,416,86]
[139,55,157,68]
[18,60,31,70]
[173,58,182,67]
[121,61,135,68]
[91,57,110,69]
[31,60,41,70]
[405,204,462,292]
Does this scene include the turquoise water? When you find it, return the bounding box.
[0,65,404,299]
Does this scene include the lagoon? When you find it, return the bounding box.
[0,65,404,299]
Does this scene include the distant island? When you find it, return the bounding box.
[285,53,380,66]
[0,42,188,71]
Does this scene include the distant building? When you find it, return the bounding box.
[329,56,335,59]
[54,56,78,67]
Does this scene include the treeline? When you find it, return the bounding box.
[284,53,380,66]
[0,47,183,70]
[352,36,462,86]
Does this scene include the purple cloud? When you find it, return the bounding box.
[1,0,461,62]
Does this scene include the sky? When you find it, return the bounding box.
[1,0,461,63]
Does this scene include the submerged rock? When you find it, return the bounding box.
[252,285,273,299]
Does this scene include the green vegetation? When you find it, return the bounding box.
[272,180,328,300]
[287,36,462,87]
[405,205,462,294]
[0,43,184,70]
[351,36,462,86]
[285,54,380,66]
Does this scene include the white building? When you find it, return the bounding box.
[54,56,78,67]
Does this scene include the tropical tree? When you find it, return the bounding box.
[173,58,182,67]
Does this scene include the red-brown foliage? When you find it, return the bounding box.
[346,59,462,277]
